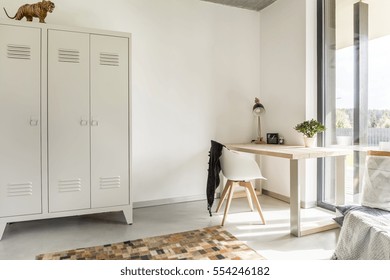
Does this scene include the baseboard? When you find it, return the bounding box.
[133,194,206,209]
[133,190,243,209]
[262,189,289,203]
[262,189,317,209]
[134,190,316,209]
[301,200,317,209]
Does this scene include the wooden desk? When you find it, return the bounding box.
[226,144,351,237]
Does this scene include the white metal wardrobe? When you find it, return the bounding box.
[0,20,132,240]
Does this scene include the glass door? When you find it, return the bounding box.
[318,0,390,209]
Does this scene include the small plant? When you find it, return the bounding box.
[294,119,326,138]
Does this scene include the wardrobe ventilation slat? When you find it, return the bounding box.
[58,48,80,63]
[99,176,121,189]
[100,52,119,66]
[58,179,82,193]
[7,44,31,60]
[7,182,33,197]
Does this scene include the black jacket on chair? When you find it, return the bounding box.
[206,140,224,216]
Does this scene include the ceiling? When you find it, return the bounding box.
[201,0,277,11]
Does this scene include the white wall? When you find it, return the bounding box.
[259,0,317,206]
[1,0,261,206]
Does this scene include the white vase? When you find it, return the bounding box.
[303,136,315,147]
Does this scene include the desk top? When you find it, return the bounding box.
[226,144,351,160]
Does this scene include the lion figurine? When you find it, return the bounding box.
[3,0,55,23]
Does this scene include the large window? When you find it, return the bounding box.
[318,0,390,210]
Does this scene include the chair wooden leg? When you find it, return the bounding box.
[244,182,266,225]
[216,180,231,212]
[221,182,235,226]
[243,183,254,211]
[239,181,254,211]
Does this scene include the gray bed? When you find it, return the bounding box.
[332,152,390,260]
[332,205,390,260]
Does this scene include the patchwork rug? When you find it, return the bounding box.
[36,226,265,260]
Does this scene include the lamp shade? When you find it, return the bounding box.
[252,97,265,116]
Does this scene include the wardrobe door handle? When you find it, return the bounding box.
[29,119,39,126]
[91,120,99,126]
[80,119,89,126]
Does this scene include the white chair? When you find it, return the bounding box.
[216,147,267,226]
[361,150,390,211]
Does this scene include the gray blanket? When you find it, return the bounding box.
[332,206,390,260]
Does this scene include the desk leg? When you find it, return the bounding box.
[290,159,301,237]
[335,155,346,205]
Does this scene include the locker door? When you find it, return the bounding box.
[0,25,42,217]
[48,30,90,212]
[90,35,129,208]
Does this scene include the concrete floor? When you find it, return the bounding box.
[0,195,340,260]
